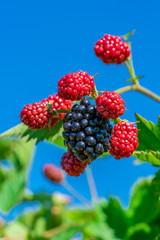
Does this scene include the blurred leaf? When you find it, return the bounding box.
[33,217,47,237]
[127,178,160,224]
[68,208,99,224]
[18,211,37,228]
[0,138,13,160]
[135,114,160,152]
[103,197,129,239]
[50,224,82,240]
[0,170,26,212]
[152,169,160,193]
[3,222,28,239]
[0,138,35,212]
[0,121,64,146]
[0,138,34,170]
[83,221,119,240]
[133,151,160,166]
[125,223,153,240]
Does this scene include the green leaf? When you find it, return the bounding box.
[133,151,160,166]
[0,170,26,212]
[152,169,160,192]
[122,29,135,42]
[0,138,34,212]
[127,178,160,224]
[0,121,64,145]
[0,123,28,138]
[132,114,160,165]
[0,138,13,160]
[135,114,160,152]
[103,197,129,238]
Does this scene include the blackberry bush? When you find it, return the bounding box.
[1,28,160,240]
[62,99,113,162]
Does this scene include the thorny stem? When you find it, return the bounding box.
[86,166,98,202]
[62,180,90,207]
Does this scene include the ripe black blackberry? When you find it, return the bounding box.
[62,99,113,161]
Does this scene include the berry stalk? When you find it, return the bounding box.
[86,166,98,202]
[62,180,90,207]
[123,34,160,102]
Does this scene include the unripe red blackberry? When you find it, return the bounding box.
[94,34,131,64]
[61,152,90,176]
[62,99,113,162]
[96,91,125,119]
[58,71,95,101]
[20,93,72,130]
[43,164,65,183]
[109,121,139,160]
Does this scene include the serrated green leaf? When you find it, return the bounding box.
[135,114,160,152]
[133,151,160,166]
[0,121,64,146]
[22,120,63,144]
[0,170,26,212]
[0,123,28,138]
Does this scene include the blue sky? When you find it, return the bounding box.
[0,0,160,218]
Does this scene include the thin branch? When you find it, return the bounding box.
[115,85,160,102]
[136,85,160,103]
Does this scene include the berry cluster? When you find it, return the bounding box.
[94,34,130,64]
[96,91,125,119]
[20,94,72,130]
[58,71,95,101]
[61,152,90,177]
[109,121,138,159]
[20,33,139,177]
[62,99,113,162]
[43,164,65,183]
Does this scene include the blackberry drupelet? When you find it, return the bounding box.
[62,99,113,161]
